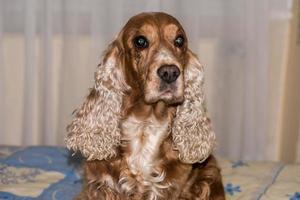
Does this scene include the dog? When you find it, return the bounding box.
[66,12,225,200]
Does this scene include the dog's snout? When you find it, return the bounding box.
[157,65,180,84]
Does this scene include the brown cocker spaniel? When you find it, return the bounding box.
[66,12,225,200]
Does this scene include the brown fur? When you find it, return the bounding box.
[67,12,225,199]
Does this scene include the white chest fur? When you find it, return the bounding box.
[121,115,169,177]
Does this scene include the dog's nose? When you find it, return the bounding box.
[157,65,180,84]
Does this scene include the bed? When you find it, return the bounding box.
[0,146,299,200]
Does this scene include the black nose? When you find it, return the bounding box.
[157,65,180,84]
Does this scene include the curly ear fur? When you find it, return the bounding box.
[66,39,129,161]
[172,50,216,164]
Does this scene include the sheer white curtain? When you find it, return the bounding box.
[0,0,293,161]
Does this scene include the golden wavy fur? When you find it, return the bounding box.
[66,12,225,200]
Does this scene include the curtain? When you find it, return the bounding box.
[0,0,294,161]
[279,0,300,162]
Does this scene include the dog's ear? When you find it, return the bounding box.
[66,37,129,161]
[172,50,216,164]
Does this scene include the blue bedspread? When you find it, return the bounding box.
[0,146,299,200]
[0,146,81,200]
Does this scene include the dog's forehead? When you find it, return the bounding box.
[123,12,184,34]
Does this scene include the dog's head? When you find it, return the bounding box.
[66,12,216,164]
[119,12,187,105]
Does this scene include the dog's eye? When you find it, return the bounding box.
[174,35,184,48]
[133,35,149,49]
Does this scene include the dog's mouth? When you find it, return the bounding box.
[144,74,184,105]
[162,90,173,95]
[144,87,184,105]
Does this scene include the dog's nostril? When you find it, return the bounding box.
[163,72,168,79]
[157,65,180,84]
[173,71,179,77]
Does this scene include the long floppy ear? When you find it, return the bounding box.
[66,39,129,161]
[172,50,216,164]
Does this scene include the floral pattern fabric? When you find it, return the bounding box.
[0,146,299,199]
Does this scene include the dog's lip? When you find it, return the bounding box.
[144,96,183,106]
[162,89,172,94]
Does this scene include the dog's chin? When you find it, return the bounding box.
[144,93,184,105]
